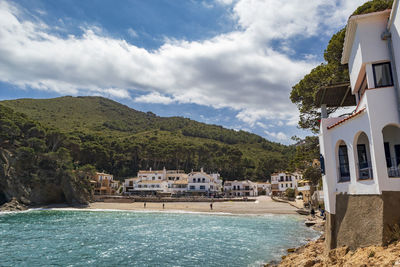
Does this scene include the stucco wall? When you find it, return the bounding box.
[326,192,400,250]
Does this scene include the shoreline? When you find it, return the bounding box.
[34,196,299,215]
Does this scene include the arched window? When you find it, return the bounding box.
[382,124,400,177]
[337,140,350,182]
[355,132,373,180]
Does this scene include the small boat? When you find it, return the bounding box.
[296,209,310,215]
[305,220,316,227]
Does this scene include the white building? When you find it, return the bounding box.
[256,182,271,195]
[123,168,188,195]
[270,172,302,194]
[187,168,222,196]
[318,3,400,249]
[223,180,258,197]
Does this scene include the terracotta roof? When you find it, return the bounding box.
[327,107,366,130]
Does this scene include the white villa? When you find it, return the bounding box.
[223,180,258,197]
[123,168,220,196]
[318,2,400,249]
[270,172,303,195]
[187,168,222,196]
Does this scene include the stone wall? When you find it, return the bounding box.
[326,192,400,250]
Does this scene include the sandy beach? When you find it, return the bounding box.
[83,196,298,215]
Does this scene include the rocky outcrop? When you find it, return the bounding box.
[0,158,93,206]
[273,236,400,266]
[0,197,27,211]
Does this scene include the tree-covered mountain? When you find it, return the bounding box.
[1,96,294,181]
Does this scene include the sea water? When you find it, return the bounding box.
[0,210,319,266]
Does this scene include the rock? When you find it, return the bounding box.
[287,248,295,253]
[0,198,27,212]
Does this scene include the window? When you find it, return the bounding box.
[338,145,350,182]
[384,142,392,167]
[395,145,400,166]
[197,178,201,182]
[202,178,205,183]
[200,185,205,190]
[190,185,195,190]
[357,144,369,169]
[290,183,292,187]
[373,62,393,88]
[286,184,288,188]
[152,177,155,180]
[193,179,196,183]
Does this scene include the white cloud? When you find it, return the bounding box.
[215,0,234,5]
[127,28,138,38]
[134,92,175,104]
[264,130,288,142]
[0,0,365,127]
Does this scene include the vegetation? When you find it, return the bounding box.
[0,105,93,204]
[290,0,393,133]
[1,96,295,181]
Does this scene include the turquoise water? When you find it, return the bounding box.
[0,210,319,266]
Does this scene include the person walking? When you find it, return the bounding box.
[210,203,213,210]
[162,203,165,209]
[144,202,146,208]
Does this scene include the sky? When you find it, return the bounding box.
[0,0,366,144]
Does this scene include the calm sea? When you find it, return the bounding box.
[0,210,319,266]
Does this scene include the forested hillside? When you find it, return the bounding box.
[1,96,294,181]
[0,105,93,205]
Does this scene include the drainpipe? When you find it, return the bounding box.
[382,28,400,121]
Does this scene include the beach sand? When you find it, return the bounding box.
[84,196,298,215]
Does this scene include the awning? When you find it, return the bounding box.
[315,82,356,107]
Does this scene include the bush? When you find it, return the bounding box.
[285,188,295,198]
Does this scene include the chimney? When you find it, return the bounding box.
[201,167,204,173]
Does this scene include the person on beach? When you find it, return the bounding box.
[144,202,146,208]
[310,207,315,218]
[210,203,213,210]
[162,203,165,209]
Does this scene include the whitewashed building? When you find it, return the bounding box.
[187,168,222,196]
[256,182,271,195]
[223,180,258,197]
[318,3,400,249]
[270,172,302,195]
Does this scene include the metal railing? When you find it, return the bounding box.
[386,157,400,177]
[358,161,373,180]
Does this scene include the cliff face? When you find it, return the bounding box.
[0,105,93,206]
[0,148,92,205]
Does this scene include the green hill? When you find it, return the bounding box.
[1,96,294,180]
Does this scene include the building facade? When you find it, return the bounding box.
[94,172,117,195]
[270,172,302,195]
[223,180,258,197]
[318,3,400,249]
[187,168,222,196]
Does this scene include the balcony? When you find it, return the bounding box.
[358,161,373,180]
[386,157,400,177]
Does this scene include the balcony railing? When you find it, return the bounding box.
[386,157,400,177]
[358,161,373,180]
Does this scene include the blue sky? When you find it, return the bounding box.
[0,0,365,144]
